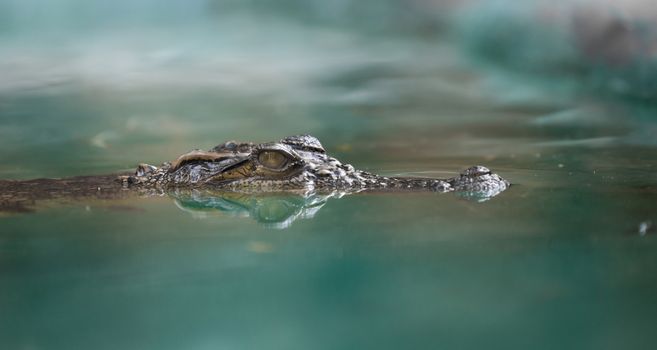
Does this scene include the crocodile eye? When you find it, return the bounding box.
[257,151,289,170]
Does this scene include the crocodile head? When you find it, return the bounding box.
[131,135,353,191]
[127,134,510,198]
[176,134,341,190]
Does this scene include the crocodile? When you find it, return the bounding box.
[0,134,509,216]
[123,134,509,196]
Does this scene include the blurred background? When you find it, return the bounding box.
[1,0,656,178]
[2,1,657,349]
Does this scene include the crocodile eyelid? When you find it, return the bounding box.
[169,150,234,171]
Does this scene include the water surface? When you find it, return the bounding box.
[1,2,657,349]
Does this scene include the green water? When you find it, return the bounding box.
[2,1,657,349]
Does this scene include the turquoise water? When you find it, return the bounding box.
[2,1,657,349]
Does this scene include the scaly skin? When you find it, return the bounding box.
[0,135,509,215]
[124,134,509,199]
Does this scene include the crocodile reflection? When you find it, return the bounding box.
[171,190,337,229]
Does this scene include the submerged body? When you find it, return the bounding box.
[0,135,509,214]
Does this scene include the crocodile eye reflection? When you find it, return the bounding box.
[257,150,290,170]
